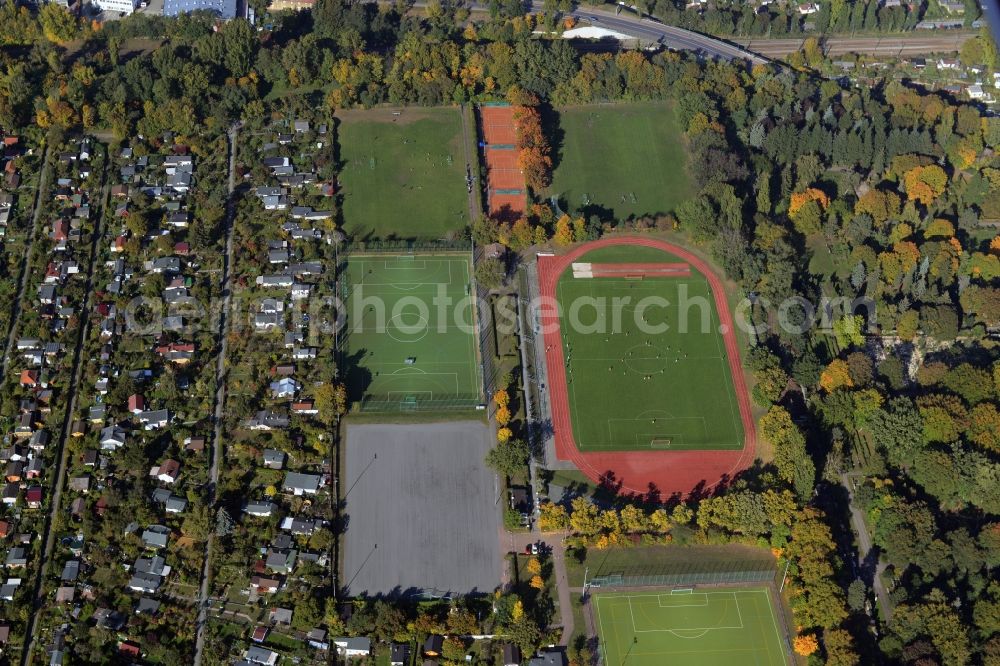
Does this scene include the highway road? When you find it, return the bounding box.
[738,32,975,58]
[552,3,770,64]
[454,1,770,63]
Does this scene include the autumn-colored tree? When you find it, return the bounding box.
[529,575,544,590]
[925,218,955,239]
[569,497,601,536]
[508,218,536,250]
[39,3,78,44]
[759,406,815,498]
[896,310,919,341]
[553,214,574,246]
[314,383,347,425]
[789,187,830,217]
[855,188,901,226]
[823,628,859,666]
[819,359,854,393]
[793,633,819,656]
[518,146,552,191]
[495,404,511,426]
[967,403,1000,452]
[497,427,512,443]
[786,508,848,629]
[511,599,524,622]
[538,502,570,532]
[494,389,510,407]
[903,164,948,205]
[526,557,541,575]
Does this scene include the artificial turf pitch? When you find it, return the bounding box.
[547,101,692,220]
[593,589,788,666]
[556,245,743,452]
[337,107,470,239]
[342,254,480,406]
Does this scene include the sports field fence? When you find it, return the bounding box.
[355,393,483,413]
[340,239,473,255]
[472,242,501,394]
[586,557,779,589]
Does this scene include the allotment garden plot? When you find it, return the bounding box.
[594,588,788,666]
[341,253,480,410]
[554,245,743,452]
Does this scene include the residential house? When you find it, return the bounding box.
[100,426,127,451]
[127,394,145,414]
[262,449,285,470]
[137,409,170,430]
[269,607,293,626]
[245,501,276,517]
[25,486,42,509]
[60,560,80,582]
[141,525,170,549]
[270,377,300,398]
[264,549,297,574]
[528,651,567,666]
[244,646,279,666]
[283,472,322,496]
[307,628,329,650]
[335,637,372,659]
[4,547,26,568]
[250,575,280,594]
[392,643,412,666]
[281,516,321,536]
[246,411,290,431]
[502,644,521,666]
[149,459,181,484]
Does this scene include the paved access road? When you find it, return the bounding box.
[192,123,240,666]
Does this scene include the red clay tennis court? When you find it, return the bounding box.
[538,237,757,497]
[480,105,518,145]
[480,105,526,218]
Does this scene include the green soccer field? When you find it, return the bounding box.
[338,108,470,239]
[594,589,789,666]
[547,102,692,220]
[556,245,742,452]
[341,254,481,409]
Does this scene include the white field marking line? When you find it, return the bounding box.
[623,592,745,634]
[383,369,461,391]
[657,593,708,607]
[382,259,428,269]
[594,597,614,666]
[759,589,789,666]
[666,629,710,639]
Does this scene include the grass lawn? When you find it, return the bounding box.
[337,107,470,239]
[342,253,481,409]
[593,588,789,665]
[555,245,742,452]
[547,102,692,220]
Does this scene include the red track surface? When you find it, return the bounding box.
[538,237,757,498]
[583,262,692,278]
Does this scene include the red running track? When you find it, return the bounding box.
[538,237,757,498]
